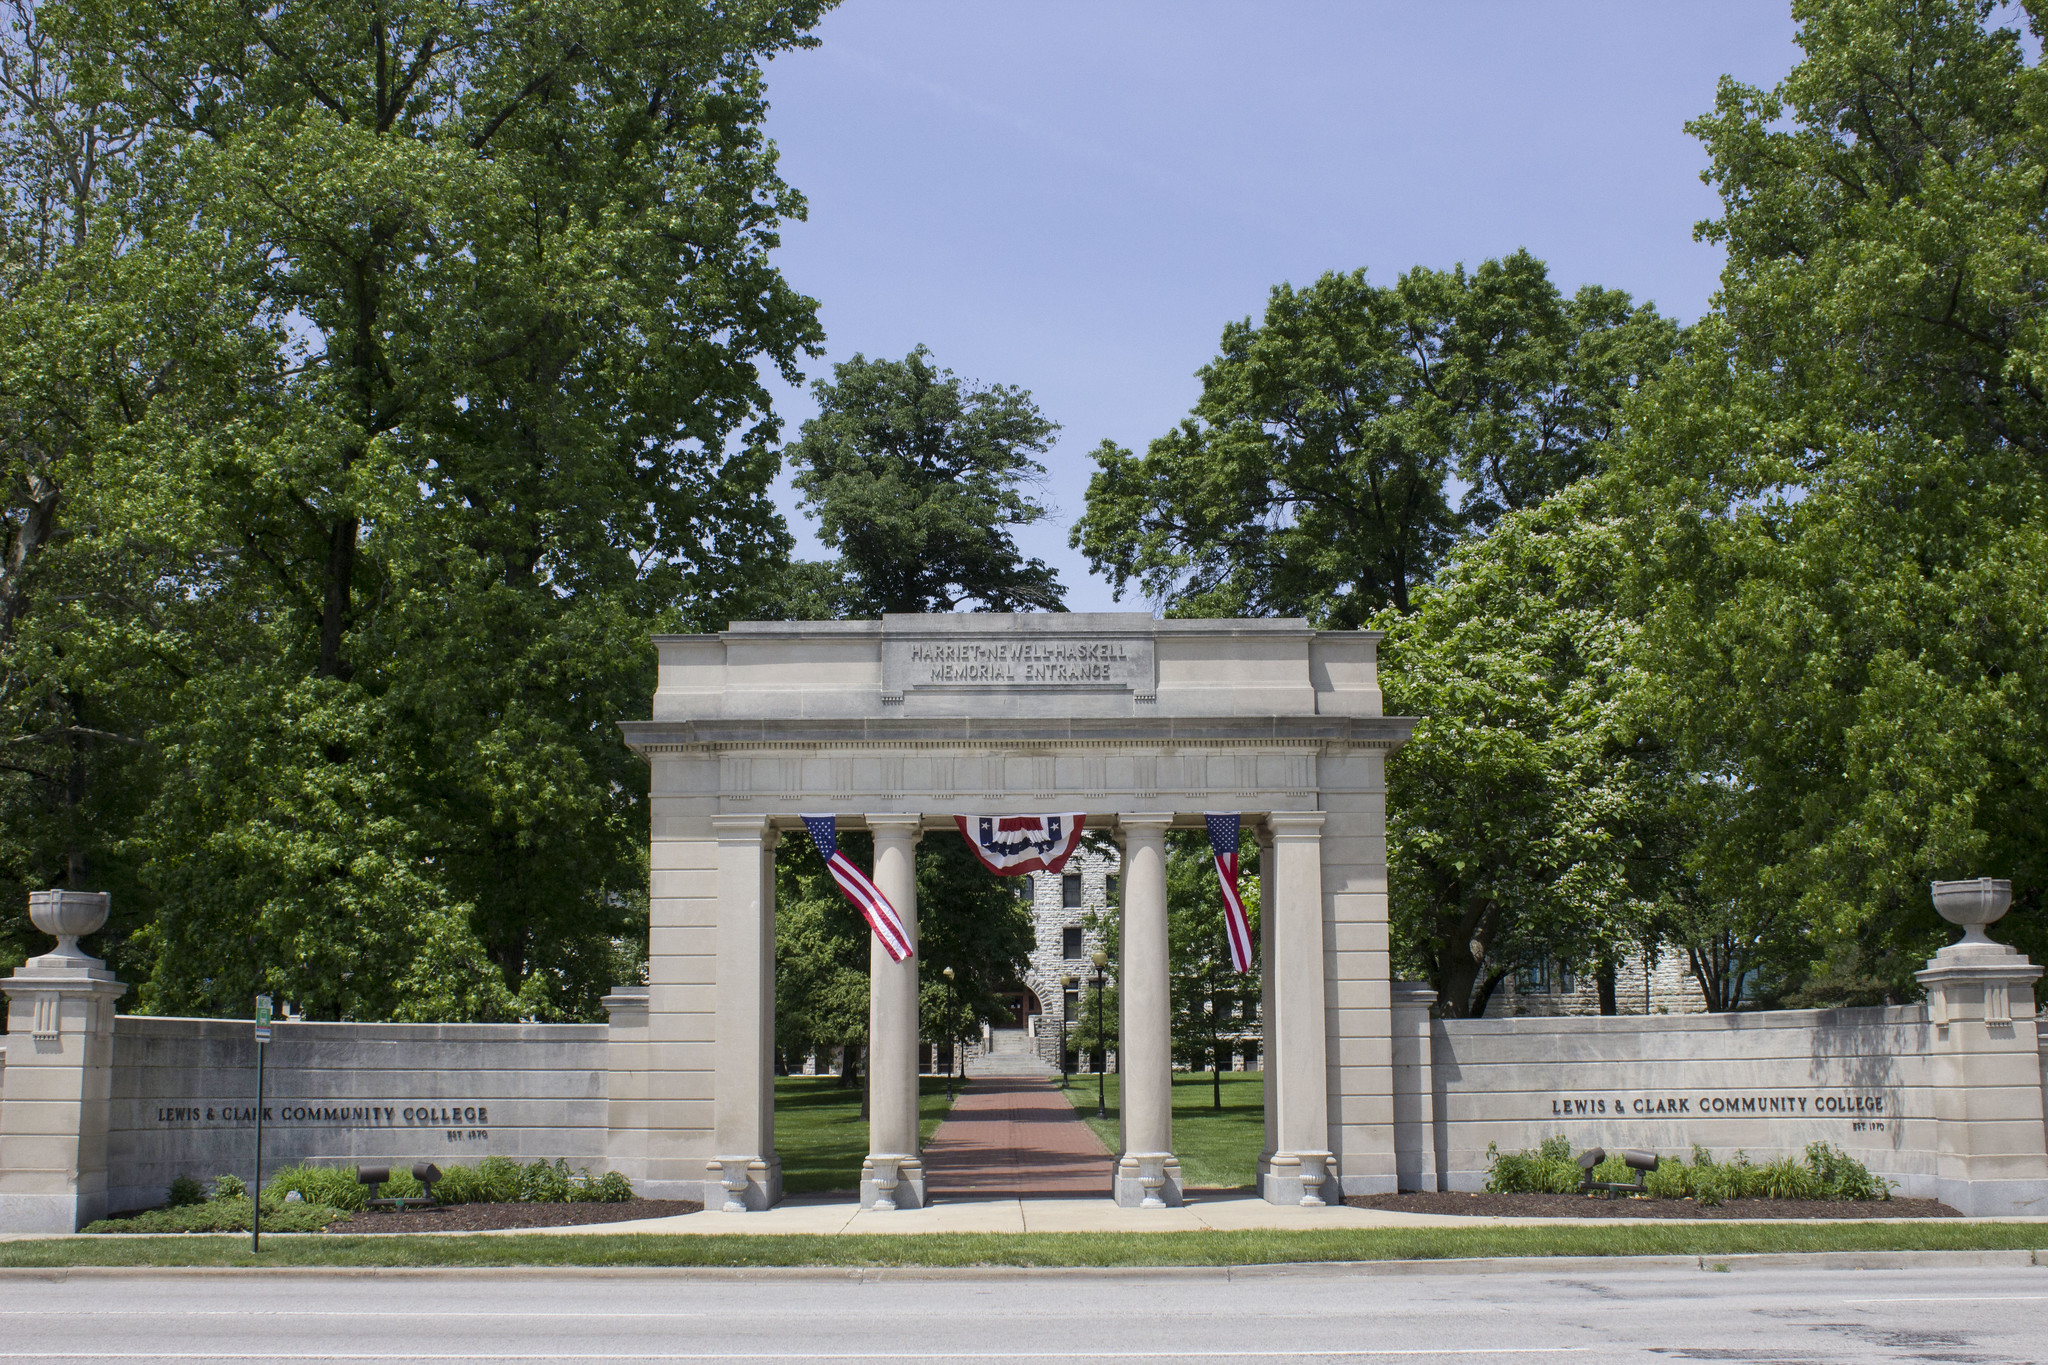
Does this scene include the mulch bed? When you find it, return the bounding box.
[328,1198,701,1233]
[1345,1191,1957,1220]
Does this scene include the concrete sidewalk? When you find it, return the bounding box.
[525,1190,2047,1236]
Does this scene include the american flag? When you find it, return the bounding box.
[800,814,913,963]
[1206,812,1254,973]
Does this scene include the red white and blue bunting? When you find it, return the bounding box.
[800,814,913,962]
[953,813,1087,877]
[1206,812,1254,973]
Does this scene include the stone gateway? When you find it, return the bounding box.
[616,612,1412,1210]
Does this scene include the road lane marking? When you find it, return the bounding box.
[0,1313,707,1320]
[1840,1295,2048,1303]
[0,1351,1579,1361]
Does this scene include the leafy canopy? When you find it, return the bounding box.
[1073,251,1674,623]
[787,346,1065,615]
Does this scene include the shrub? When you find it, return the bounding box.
[209,1173,247,1201]
[263,1163,368,1211]
[85,1196,345,1234]
[1757,1156,1822,1200]
[1643,1158,1689,1200]
[402,1159,637,1205]
[1806,1143,1892,1201]
[166,1175,207,1208]
[1484,1137,1587,1194]
[1687,1159,1734,1207]
[430,1164,486,1204]
[589,1170,634,1203]
[519,1158,574,1203]
[475,1156,525,1203]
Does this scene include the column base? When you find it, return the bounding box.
[860,1154,926,1210]
[1111,1153,1183,1208]
[706,1155,782,1212]
[0,1191,95,1234]
[1934,1177,2048,1217]
[1260,1151,1336,1207]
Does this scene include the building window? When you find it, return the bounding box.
[1062,926,1084,959]
[1105,874,1119,905]
[1018,875,1035,902]
[1062,873,1082,908]
[1515,960,1575,995]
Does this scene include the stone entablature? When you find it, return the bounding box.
[647,614,1384,723]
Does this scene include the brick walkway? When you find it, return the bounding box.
[921,1077,1114,1199]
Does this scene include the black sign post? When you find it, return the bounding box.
[251,994,272,1255]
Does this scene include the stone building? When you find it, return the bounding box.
[1490,949,1708,1018]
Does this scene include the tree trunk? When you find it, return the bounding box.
[0,462,61,648]
[317,515,359,679]
[1597,961,1618,1016]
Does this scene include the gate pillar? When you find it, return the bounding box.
[862,814,925,1210]
[1114,814,1181,1207]
[709,815,780,1211]
[1262,811,1335,1205]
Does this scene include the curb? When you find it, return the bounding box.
[1,1249,2044,1281]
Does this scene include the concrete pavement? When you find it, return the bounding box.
[539,1190,2048,1236]
[2,1262,2043,1361]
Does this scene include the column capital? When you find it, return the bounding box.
[865,813,925,844]
[1265,811,1327,839]
[1116,813,1174,841]
[710,813,773,842]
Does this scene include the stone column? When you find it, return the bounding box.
[1915,913,2048,1216]
[0,891,127,1232]
[1262,811,1333,1206]
[1257,823,1277,1162]
[862,814,924,1210]
[709,816,780,1211]
[1389,981,1439,1194]
[1114,814,1181,1207]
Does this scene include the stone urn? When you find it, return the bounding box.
[27,889,110,961]
[1930,877,2012,946]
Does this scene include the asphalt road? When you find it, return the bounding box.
[0,1263,2043,1364]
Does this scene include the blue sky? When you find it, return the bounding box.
[756,2,1804,611]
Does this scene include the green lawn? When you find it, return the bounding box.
[775,1076,956,1194]
[7,1223,2046,1269]
[1062,1070,1266,1189]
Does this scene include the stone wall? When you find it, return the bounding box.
[102,1017,609,1215]
[1397,998,1946,1197]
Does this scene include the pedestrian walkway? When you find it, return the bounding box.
[920,1076,1112,1198]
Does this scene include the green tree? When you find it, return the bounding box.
[2,0,833,1017]
[786,346,1066,614]
[1615,0,2048,1001]
[1380,482,1664,1017]
[1167,828,1259,1108]
[773,826,1036,1078]
[1073,252,1674,623]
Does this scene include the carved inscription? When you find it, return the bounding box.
[883,636,1153,693]
[1547,1091,1888,1121]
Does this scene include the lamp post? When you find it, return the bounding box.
[941,966,956,1102]
[1091,949,1108,1121]
[1059,975,1075,1086]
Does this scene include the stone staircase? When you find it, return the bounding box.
[965,1027,1054,1078]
